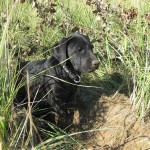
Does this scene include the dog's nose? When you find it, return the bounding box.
[92,60,100,68]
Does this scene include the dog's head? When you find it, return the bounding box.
[51,32,99,73]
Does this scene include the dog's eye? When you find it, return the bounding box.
[77,48,83,52]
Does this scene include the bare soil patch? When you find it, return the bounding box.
[76,93,150,150]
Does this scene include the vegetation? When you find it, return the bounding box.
[0,0,149,149]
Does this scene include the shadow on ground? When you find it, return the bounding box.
[72,72,129,130]
[67,72,150,150]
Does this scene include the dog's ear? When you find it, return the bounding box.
[51,35,73,64]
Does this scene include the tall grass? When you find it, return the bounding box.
[0,0,149,149]
[0,0,20,149]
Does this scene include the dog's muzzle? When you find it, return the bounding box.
[91,60,100,70]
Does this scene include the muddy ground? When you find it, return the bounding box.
[73,93,150,150]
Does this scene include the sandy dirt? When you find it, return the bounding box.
[75,93,150,150]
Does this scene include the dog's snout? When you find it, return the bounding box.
[92,60,100,68]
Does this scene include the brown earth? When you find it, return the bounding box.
[74,93,150,150]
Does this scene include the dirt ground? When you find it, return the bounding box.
[74,93,150,150]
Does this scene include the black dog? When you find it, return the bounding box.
[15,32,99,124]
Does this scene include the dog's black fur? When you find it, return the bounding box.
[15,32,99,124]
